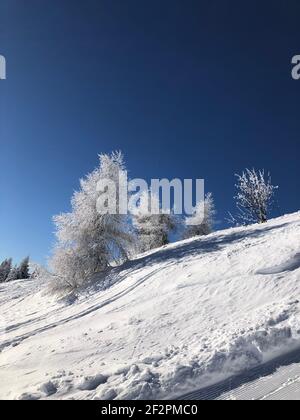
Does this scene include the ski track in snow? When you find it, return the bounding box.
[1,212,300,400]
[176,346,300,400]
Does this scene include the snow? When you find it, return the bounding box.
[1,212,300,400]
[218,359,300,400]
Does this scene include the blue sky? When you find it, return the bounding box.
[0,0,300,264]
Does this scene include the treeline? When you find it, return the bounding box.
[2,153,278,294]
[0,257,30,283]
[49,152,278,294]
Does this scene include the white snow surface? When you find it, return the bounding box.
[218,361,300,400]
[1,212,300,400]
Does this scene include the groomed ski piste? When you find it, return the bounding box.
[1,212,300,400]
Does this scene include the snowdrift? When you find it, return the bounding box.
[1,212,300,400]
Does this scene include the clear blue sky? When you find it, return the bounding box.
[0,0,300,265]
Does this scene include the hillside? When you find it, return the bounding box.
[1,212,300,400]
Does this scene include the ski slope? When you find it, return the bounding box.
[219,358,300,400]
[1,212,300,400]
[177,346,300,400]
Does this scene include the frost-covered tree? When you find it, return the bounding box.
[229,169,278,225]
[18,257,30,279]
[50,151,133,292]
[0,258,12,282]
[5,266,19,282]
[184,193,216,239]
[29,262,48,280]
[132,190,176,253]
[3,257,30,282]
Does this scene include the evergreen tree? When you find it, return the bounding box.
[18,257,30,279]
[184,193,216,239]
[133,191,176,253]
[6,266,19,282]
[0,258,12,282]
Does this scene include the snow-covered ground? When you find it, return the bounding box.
[219,357,300,400]
[178,346,300,400]
[1,212,300,400]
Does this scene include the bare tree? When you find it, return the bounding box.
[229,169,278,226]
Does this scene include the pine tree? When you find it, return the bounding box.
[184,193,216,239]
[0,258,12,282]
[132,190,176,253]
[6,266,19,282]
[18,257,30,279]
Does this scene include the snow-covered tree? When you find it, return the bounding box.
[17,257,30,279]
[29,262,48,280]
[0,258,12,283]
[5,266,19,282]
[184,193,216,239]
[50,151,133,292]
[0,257,31,282]
[132,190,176,253]
[230,169,278,225]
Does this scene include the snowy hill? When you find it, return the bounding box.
[1,212,300,400]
